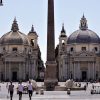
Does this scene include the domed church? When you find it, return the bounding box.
[56,15,100,81]
[0,18,44,81]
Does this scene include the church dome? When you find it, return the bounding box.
[67,15,100,44]
[0,18,30,45]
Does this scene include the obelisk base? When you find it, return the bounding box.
[44,61,58,91]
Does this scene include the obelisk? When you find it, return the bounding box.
[44,0,58,90]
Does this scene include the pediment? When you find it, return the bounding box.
[74,51,95,57]
[4,52,25,58]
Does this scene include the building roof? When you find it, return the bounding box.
[67,15,100,44]
[0,18,30,45]
[28,25,38,37]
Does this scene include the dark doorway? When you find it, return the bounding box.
[82,71,87,80]
[12,72,17,81]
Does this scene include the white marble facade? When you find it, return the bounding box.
[0,19,44,81]
[56,16,100,81]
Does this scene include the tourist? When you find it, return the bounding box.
[92,84,94,89]
[18,81,23,100]
[6,82,8,89]
[0,85,1,91]
[8,81,14,100]
[28,81,33,100]
[86,82,88,87]
[84,84,86,91]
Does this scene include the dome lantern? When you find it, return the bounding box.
[30,25,35,33]
[60,23,66,37]
[61,23,66,34]
[79,14,88,30]
[28,25,38,37]
[67,16,100,44]
[11,18,19,32]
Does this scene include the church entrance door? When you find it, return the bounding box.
[82,71,87,80]
[12,71,17,81]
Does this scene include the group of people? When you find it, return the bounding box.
[8,81,34,100]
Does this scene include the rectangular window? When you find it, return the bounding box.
[82,47,86,51]
[3,47,5,50]
[12,47,17,51]
[70,47,73,52]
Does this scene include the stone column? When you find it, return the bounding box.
[31,62,34,79]
[19,62,21,80]
[5,61,6,81]
[93,62,95,80]
[73,62,75,80]
[29,60,30,78]
[34,60,37,79]
[78,62,80,79]
[59,62,62,81]
[9,62,11,81]
[23,62,25,80]
[92,62,94,80]
[88,62,90,80]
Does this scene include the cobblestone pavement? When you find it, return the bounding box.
[0,82,100,100]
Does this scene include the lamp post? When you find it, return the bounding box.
[0,0,3,6]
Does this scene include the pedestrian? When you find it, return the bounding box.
[18,81,23,100]
[8,81,14,100]
[92,84,94,89]
[6,82,8,89]
[0,85,1,91]
[28,81,33,100]
[86,82,88,87]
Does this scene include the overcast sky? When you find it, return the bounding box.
[0,0,100,63]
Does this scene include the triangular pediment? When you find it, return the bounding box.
[4,52,25,58]
[74,51,95,57]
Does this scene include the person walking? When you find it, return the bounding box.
[28,81,33,100]
[18,82,23,100]
[8,81,14,100]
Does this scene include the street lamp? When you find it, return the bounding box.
[0,0,3,6]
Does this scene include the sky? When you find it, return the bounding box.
[0,0,100,63]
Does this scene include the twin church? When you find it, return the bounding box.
[0,2,100,81]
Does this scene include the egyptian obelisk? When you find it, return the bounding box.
[44,0,58,90]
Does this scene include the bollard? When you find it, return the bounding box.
[40,89,44,95]
[67,89,71,95]
[91,89,94,94]
[36,90,39,95]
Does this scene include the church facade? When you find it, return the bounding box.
[0,18,44,81]
[56,15,100,81]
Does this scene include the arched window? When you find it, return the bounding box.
[94,47,98,51]
[31,39,34,46]
[70,47,74,52]
[62,40,65,44]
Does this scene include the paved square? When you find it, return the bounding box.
[0,82,100,100]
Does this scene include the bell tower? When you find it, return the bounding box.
[28,25,38,49]
[59,24,67,53]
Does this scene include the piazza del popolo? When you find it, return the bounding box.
[45,0,100,83]
[0,0,100,84]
